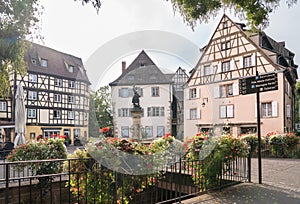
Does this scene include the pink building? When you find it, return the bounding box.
[184,14,298,138]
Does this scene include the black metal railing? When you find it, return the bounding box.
[0,156,250,204]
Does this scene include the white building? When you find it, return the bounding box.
[109,51,174,139]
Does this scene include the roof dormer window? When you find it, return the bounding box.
[41,58,48,67]
[68,65,74,73]
[31,58,37,65]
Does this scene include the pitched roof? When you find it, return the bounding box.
[109,50,173,86]
[25,42,90,84]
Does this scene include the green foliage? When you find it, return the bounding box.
[185,134,248,188]
[295,81,300,123]
[267,132,299,157]
[0,0,42,97]
[89,86,113,137]
[65,149,156,203]
[240,133,265,153]
[167,0,297,30]
[7,138,67,186]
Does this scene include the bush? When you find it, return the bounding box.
[268,132,299,157]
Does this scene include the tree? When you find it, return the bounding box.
[167,0,298,30]
[295,81,300,124]
[80,0,297,30]
[0,0,42,97]
[89,86,113,137]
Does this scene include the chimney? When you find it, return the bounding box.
[122,61,126,73]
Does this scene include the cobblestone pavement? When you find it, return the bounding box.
[182,158,300,204]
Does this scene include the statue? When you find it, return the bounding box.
[132,85,141,109]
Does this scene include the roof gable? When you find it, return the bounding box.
[109,50,172,86]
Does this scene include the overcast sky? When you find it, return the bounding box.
[39,0,300,89]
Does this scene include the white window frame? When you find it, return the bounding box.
[54,94,61,102]
[221,41,231,50]
[0,101,7,111]
[68,65,74,73]
[29,74,37,83]
[54,78,63,87]
[118,108,131,117]
[151,87,160,97]
[53,110,61,119]
[157,126,165,137]
[145,126,153,138]
[121,126,129,138]
[119,88,130,98]
[190,108,200,120]
[68,111,75,119]
[222,61,231,72]
[147,107,164,117]
[203,65,212,76]
[261,102,278,118]
[220,105,234,119]
[68,95,74,104]
[28,91,37,100]
[41,58,48,67]
[244,56,252,68]
[28,109,36,118]
[69,81,75,88]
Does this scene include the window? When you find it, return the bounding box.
[222,61,230,72]
[118,108,131,117]
[223,21,228,29]
[28,109,36,118]
[240,127,257,134]
[157,126,165,137]
[54,78,63,87]
[53,110,61,119]
[220,84,233,98]
[190,88,197,99]
[30,133,36,139]
[147,107,164,117]
[119,88,130,98]
[121,126,129,138]
[69,81,75,88]
[68,95,74,103]
[151,87,159,97]
[74,129,80,137]
[261,102,272,117]
[68,65,74,73]
[54,94,61,102]
[31,58,37,65]
[28,91,37,100]
[203,65,212,76]
[221,41,231,50]
[41,58,48,67]
[145,126,153,138]
[243,56,252,68]
[0,101,7,111]
[68,111,74,119]
[29,74,37,83]
[220,105,234,118]
[190,108,200,120]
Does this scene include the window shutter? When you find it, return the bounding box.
[239,56,244,68]
[200,65,204,76]
[255,103,257,117]
[186,109,190,120]
[286,104,291,118]
[214,86,220,98]
[185,88,190,100]
[196,88,200,98]
[210,64,214,75]
[272,101,278,117]
[217,62,222,73]
[227,105,234,118]
[233,83,239,96]
[220,106,226,118]
[230,59,235,70]
[251,54,256,66]
[118,89,121,97]
[197,108,201,119]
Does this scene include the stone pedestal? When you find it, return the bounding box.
[131,107,143,140]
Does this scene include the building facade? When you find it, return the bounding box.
[110,51,185,139]
[0,43,90,144]
[184,15,298,138]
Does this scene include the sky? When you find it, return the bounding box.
[39,0,300,90]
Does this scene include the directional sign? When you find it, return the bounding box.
[239,73,278,95]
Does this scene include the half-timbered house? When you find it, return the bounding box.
[184,14,298,138]
[1,43,90,144]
